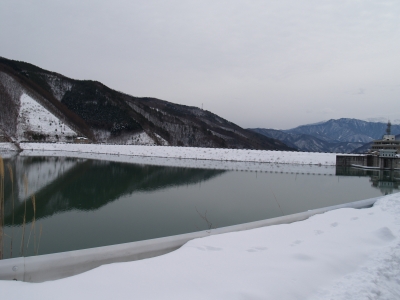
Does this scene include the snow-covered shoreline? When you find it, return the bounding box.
[2,142,338,165]
[1,192,399,299]
[0,143,19,152]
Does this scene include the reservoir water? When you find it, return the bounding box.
[1,155,399,259]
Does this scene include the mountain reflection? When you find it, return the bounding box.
[335,167,400,195]
[3,157,226,225]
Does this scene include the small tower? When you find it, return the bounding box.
[386,120,391,136]
[381,120,394,141]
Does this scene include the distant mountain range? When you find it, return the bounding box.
[0,56,292,151]
[250,119,400,153]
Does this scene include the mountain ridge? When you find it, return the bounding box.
[250,118,400,153]
[0,56,292,151]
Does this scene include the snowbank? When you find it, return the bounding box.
[19,143,338,165]
[1,192,399,299]
[0,143,19,151]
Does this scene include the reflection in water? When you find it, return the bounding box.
[4,157,226,225]
[0,157,390,259]
[335,167,400,195]
[1,156,225,259]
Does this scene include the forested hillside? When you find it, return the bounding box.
[0,57,292,150]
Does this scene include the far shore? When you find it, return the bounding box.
[0,142,338,167]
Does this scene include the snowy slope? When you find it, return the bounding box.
[92,129,160,145]
[116,131,163,146]
[16,94,78,142]
[286,118,400,143]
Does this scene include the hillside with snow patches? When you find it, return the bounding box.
[0,57,291,150]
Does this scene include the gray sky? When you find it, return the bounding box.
[1,0,399,129]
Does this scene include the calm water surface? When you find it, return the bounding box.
[1,156,399,259]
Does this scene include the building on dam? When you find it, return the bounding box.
[336,122,400,170]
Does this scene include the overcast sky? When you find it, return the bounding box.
[1,0,399,129]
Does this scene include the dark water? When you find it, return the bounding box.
[1,156,399,259]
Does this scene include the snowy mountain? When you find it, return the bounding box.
[0,57,291,150]
[250,118,400,153]
[249,128,364,153]
[285,118,400,143]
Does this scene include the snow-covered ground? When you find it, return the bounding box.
[126,131,158,145]
[0,143,19,151]
[17,143,338,165]
[16,94,77,142]
[1,192,399,299]
[93,130,164,145]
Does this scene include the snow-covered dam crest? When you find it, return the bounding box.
[18,143,337,166]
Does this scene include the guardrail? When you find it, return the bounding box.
[0,196,381,283]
